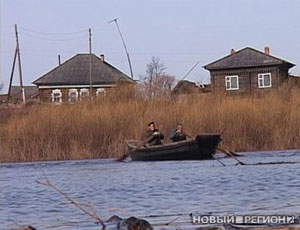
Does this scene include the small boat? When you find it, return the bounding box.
[126,134,221,161]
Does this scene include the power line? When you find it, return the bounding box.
[18,26,88,35]
[19,32,87,41]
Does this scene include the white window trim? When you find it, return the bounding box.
[225,75,239,90]
[80,88,89,99]
[258,73,272,88]
[51,89,62,104]
[68,89,78,103]
[96,88,107,96]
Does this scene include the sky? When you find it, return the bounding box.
[1,0,300,93]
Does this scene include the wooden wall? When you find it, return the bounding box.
[38,87,112,103]
[37,82,135,103]
[210,65,289,95]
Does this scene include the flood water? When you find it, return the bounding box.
[1,150,300,229]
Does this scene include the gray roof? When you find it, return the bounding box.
[0,86,39,102]
[10,86,39,98]
[33,54,135,86]
[204,47,295,70]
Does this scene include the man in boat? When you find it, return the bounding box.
[170,123,187,142]
[146,121,164,145]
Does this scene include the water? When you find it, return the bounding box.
[1,150,300,229]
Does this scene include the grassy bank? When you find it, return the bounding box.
[1,88,300,162]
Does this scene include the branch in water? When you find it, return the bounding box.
[36,167,106,229]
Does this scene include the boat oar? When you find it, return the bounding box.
[116,151,130,162]
[227,149,241,157]
[116,141,147,162]
[214,156,226,166]
[217,147,246,165]
[218,147,241,157]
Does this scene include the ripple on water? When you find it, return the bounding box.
[1,149,300,229]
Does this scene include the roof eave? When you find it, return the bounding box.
[204,62,294,71]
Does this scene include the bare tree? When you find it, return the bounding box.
[151,74,176,98]
[146,56,166,82]
[139,56,175,99]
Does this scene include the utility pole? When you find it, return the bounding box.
[7,24,25,104]
[15,24,26,104]
[109,18,134,79]
[6,48,18,104]
[89,28,92,97]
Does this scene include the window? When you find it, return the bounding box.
[258,73,272,88]
[96,88,106,97]
[68,89,78,103]
[225,75,239,90]
[51,89,62,104]
[80,88,89,99]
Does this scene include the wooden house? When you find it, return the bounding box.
[203,47,295,94]
[33,54,135,103]
[171,80,211,96]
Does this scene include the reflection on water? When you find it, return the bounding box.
[1,150,300,229]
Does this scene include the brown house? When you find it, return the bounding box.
[204,47,295,94]
[172,80,211,96]
[33,53,135,103]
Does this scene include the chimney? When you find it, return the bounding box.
[58,54,61,65]
[231,49,235,55]
[264,46,270,55]
[100,54,105,62]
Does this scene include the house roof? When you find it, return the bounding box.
[172,80,210,95]
[172,80,199,93]
[33,54,135,86]
[9,85,39,97]
[204,47,295,70]
[0,86,39,102]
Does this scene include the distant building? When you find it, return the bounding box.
[0,86,39,104]
[204,47,295,94]
[172,80,210,96]
[33,53,135,103]
[287,74,300,87]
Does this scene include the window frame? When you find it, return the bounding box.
[68,89,78,103]
[80,88,89,99]
[96,88,107,97]
[258,73,272,88]
[51,89,62,104]
[225,75,239,91]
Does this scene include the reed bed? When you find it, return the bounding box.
[1,87,300,162]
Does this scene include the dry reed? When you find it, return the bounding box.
[1,87,300,162]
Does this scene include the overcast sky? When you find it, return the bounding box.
[1,0,300,92]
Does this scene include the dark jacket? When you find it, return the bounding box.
[170,130,187,142]
[146,129,164,145]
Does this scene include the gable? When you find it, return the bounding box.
[204,47,295,70]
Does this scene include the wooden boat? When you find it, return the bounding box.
[126,134,221,161]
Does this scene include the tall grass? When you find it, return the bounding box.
[1,87,300,162]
